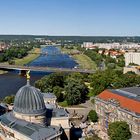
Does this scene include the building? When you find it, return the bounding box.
[81,42,96,50]
[42,92,57,106]
[0,103,8,116]
[0,73,70,140]
[123,66,140,75]
[42,92,70,132]
[0,42,8,52]
[124,52,140,66]
[93,43,140,50]
[95,87,140,135]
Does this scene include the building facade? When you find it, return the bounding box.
[123,66,140,75]
[125,52,140,66]
[0,77,64,140]
[95,87,140,135]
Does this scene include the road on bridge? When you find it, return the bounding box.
[0,64,96,74]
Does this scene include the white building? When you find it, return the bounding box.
[93,43,140,50]
[81,42,95,49]
[124,52,140,66]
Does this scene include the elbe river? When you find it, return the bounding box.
[0,46,77,99]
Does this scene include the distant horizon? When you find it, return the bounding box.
[0,34,140,37]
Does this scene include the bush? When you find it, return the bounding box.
[88,110,98,123]
[3,95,15,104]
[108,121,131,140]
[91,99,95,104]
[107,63,116,69]
[8,60,15,65]
[58,100,68,107]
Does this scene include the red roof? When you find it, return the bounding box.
[98,90,140,114]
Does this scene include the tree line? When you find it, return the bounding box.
[0,41,40,63]
[89,69,140,96]
[77,47,125,69]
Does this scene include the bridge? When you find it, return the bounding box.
[28,51,81,56]
[0,64,96,74]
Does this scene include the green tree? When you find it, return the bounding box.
[35,73,65,92]
[8,59,15,65]
[53,86,64,102]
[3,95,15,104]
[65,78,88,105]
[107,63,116,69]
[117,56,125,67]
[108,121,131,140]
[88,110,98,123]
[90,70,117,96]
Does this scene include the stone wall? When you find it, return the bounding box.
[95,98,140,134]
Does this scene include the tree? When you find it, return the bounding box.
[65,78,88,105]
[65,79,82,105]
[35,72,88,105]
[53,86,64,102]
[8,59,15,65]
[89,70,118,96]
[108,121,131,140]
[107,63,116,69]
[88,110,98,123]
[35,73,65,92]
[3,95,15,104]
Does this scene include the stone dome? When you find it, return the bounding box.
[13,84,46,115]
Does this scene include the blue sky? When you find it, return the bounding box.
[0,0,140,36]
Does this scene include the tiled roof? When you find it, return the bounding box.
[97,89,140,114]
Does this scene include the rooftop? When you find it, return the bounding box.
[42,93,56,99]
[53,108,69,117]
[46,108,69,118]
[14,85,46,115]
[97,87,140,114]
[0,112,61,140]
[111,87,140,101]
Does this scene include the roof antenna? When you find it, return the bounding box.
[26,70,30,85]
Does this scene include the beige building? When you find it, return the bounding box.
[125,52,140,66]
[123,66,140,75]
[95,87,140,135]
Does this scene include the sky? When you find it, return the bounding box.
[0,0,140,36]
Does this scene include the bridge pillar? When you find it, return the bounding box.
[19,70,27,76]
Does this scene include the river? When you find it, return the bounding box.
[0,46,78,99]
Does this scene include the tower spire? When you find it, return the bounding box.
[26,70,30,85]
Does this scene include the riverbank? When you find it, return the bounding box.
[73,54,97,70]
[60,47,97,70]
[1,48,41,66]
[15,48,41,65]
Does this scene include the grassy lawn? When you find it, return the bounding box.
[59,46,97,70]
[61,47,78,54]
[73,54,97,70]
